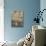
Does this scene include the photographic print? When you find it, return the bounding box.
[11,10,24,27]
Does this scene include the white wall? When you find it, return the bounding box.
[40,0,46,27]
[0,0,4,42]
